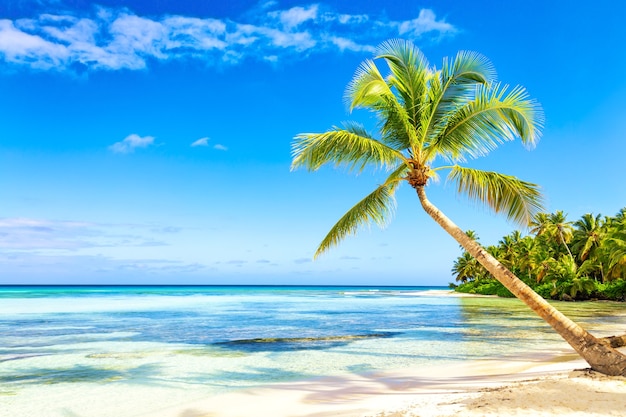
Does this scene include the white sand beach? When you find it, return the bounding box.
[4,348,625,417]
[4,288,625,417]
[144,353,626,417]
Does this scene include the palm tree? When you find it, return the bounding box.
[498,231,523,270]
[529,212,551,236]
[291,39,626,375]
[572,213,604,261]
[604,217,626,280]
[514,235,537,284]
[451,251,477,283]
[540,256,596,300]
[572,213,605,281]
[531,211,574,259]
[549,211,575,259]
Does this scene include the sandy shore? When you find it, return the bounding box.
[5,351,625,416]
[147,352,626,417]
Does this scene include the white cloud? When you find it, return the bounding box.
[213,144,228,151]
[337,14,369,25]
[397,9,455,37]
[191,137,210,147]
[271,5,319,30]
[255,26,316,50]
[109,134,155,153]
[163,16,227,52]
[329,36,376,53]
[0,5,457,72]
[0,19,68,69]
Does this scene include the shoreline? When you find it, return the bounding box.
[5,347,625,417]
[148,351,626,417]
[4,287,625,417]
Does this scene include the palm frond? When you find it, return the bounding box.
[345,58,415,150]
[426,51,496,137]
[375,39,430,132]
[345,59,394,111]
[426,83,544,162]
[315,165,407,258]
[442,51,496,85]
[448,166,544,226]
[291,124,406,173]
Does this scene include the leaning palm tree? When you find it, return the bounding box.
[291,39,626,375]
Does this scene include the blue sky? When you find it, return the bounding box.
[1,0,625,285]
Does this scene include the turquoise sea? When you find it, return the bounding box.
[1,285,626,409]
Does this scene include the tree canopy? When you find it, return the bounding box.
[453,208,626,301]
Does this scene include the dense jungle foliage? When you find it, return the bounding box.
[451,208,626,301]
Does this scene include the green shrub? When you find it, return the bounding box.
[533,283,554,299]
[597,279,626,301]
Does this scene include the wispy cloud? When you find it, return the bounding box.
[0,251,209,281]
[0,217,178,252]
[191,137,227,150]
[0,4,456,72]
[191,137,209,147]
[109,133,155,153]
[397,9,455,37]
[269,4,319,30]
[0,217,96,250]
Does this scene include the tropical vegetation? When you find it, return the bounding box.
[291,39,626,375]
[452,209,626,301]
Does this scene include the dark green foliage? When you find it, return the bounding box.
[453,208,626,302]
[597,279,626,301]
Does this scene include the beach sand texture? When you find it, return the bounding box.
[7,355,618,417]
[167,357,626,417]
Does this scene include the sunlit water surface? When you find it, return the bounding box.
[1,285,625,398]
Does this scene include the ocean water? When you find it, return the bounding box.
[1,285,625,402]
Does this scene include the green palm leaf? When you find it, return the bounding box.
[345,58,415,150]
[424,52,496,145]
[427,83,544,162]
[315,166,406,258]
[291,123,406,173]
[375,39,430,131]
[448,166,544,226]
[345,59,394,111]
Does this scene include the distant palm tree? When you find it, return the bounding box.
[529,212,551,236]
[291,39,626,375]
[605,217,626,280]
[498,231,523,270]
[572,213,605,281]
[531,211,574,259]
[451,251,477,283]
[572,213,604,262]
[514,236,537,283]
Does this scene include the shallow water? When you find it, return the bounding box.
[1,285,625,398]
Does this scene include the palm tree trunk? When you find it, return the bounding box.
[558,229,575,259]
[416,186,626,376]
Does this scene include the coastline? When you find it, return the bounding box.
[147,352,626,417]
[5,349,625,417]
[4,286,626,417]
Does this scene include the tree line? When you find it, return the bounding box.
[452,208,626,301]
